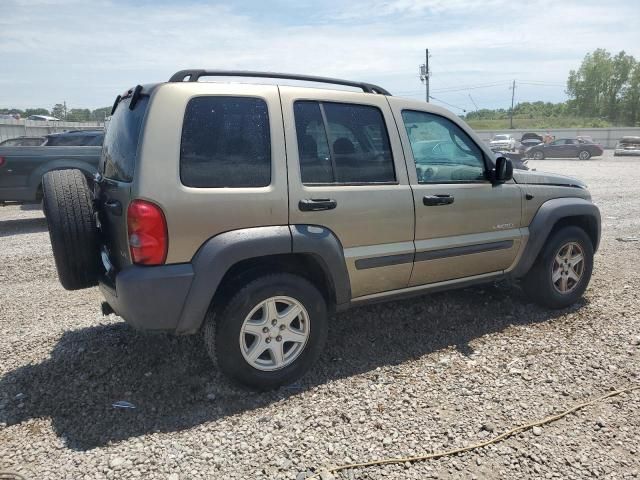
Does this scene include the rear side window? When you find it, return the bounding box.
[101,96,149,182]
[293,101,395,184]
[180,96,271,188]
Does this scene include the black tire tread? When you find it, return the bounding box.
[42,169,99,290]
[203,273,328,390]
[522,226,593,309]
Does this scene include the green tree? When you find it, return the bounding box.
[66,108,91,122]
[567,49,639,123]
[51,103,66,119]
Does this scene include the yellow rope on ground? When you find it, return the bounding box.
[308,384,640,479]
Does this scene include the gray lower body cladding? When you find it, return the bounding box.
[99,263,194,331]
[99,224,351,335]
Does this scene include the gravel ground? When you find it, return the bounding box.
[1,152,639,480]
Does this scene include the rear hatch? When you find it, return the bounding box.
[96,87,150,274]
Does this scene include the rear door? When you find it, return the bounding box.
[97,93,149,270]
[281,87,414,298]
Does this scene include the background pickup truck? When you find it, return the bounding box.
[0,130,103,204]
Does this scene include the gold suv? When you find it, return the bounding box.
[42,70,601,390]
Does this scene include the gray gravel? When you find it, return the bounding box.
[1,152,639,480]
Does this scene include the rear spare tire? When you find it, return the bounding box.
[42,169,100,290]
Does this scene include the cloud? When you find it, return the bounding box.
[0,0,638,110]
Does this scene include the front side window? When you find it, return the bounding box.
[294,101,395,184]
[401,110,486,183]
[180,96,271,188]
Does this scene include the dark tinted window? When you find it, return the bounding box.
[180,96,271,188]
[293,101,395,184]
[101,96,149,182]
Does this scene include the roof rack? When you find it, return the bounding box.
[168,70,391,95]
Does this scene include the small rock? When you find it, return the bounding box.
[476,457,482,466]
[319,469,335,480]
[109,457,125,468]
[482,422,495,433]
[167,474,180,480]
[206,393,216,401]
[596,418,606,428]
[632,336,640,346]
[383,437,392,446]
[532,426,543,436]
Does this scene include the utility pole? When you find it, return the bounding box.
[509,80,516,129]
[468,94,479,112]
[425,49,430,103]
[419,49,430,102]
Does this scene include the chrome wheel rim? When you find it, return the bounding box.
[579,151,589,160]
[552,242,585,294]
[534,151,544,160]
[239,296,310,371]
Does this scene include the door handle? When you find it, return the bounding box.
[103,199,122,216]
[298,198,337,212]
[423,194,454,206]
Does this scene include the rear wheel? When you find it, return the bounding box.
[522,226,593,309]
[42,169,100,290]
[578,150,591,160]
[204,273,328,390]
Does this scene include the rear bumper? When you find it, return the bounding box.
[614,149,640,156]
[99,263,194,332]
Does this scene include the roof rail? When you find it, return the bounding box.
[168,70,391,95]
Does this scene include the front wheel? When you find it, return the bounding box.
[578,150,591,160]
[204,273,328,390]
[532,150,545,160]
[522,226,594,309]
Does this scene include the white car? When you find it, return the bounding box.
[489,134,516,151]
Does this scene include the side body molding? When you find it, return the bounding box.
[175,225,352,334]
[510,197,601,279]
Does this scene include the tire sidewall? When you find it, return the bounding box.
[213,274,328,390]
[535,226,594,308]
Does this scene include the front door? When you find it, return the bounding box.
[389,100,523,286]
[280,87,415,298]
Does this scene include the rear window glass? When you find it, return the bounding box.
[180,96,271,188]
[101,96,149,182]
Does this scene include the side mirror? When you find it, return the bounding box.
[494,156,513,183]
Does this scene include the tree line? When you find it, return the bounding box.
[465,49,639,127]
[0,105,111,122]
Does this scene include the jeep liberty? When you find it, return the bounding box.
[42,70,600,390]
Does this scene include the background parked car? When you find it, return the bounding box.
[44,129,104,146]
[0,129,104,204]
[26,114,60,121]
[0,136,46,147]
[527,138,603,160]
[489,134,516,151]
[614,136,640,156]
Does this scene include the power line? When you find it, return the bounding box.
[429,95,466,112]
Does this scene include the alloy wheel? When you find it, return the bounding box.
[239,296,310,371]
[551,241,585,294]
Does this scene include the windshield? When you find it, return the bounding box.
[493,135,509,140]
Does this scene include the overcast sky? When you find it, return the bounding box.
[1,0,639,112]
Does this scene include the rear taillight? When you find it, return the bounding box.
[127,199,168,265]
[0,156,5,168]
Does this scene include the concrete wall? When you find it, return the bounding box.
[475,127,640,149]
[2,120,639,149]
[0,119,104,142]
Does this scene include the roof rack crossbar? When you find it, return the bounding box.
[168,70,391,95]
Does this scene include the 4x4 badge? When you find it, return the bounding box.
[494,223,514,230]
